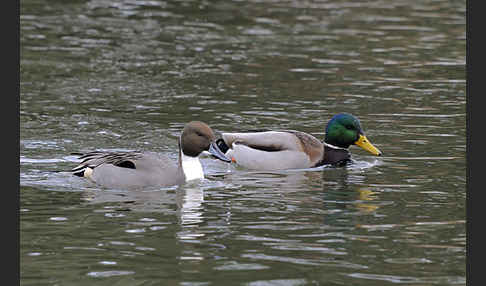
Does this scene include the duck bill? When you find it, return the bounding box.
[354,134,382,156]
[209,142,232,162]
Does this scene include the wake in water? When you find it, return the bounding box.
[218,156,383,176]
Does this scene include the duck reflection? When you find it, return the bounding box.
[320,167,381,217]
[220,163,381,216]
[174,185,208,262]
[80,186,177,214]
[176,186,205,226]
[79,184,208,230]
[354,189,379,213]
[222,167,325,193]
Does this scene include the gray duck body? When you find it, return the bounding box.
[71,121,230,189]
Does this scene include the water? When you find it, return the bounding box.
[21,0,466,285]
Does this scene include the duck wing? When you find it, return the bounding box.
[71,151,143,176]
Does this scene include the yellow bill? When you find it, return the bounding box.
[355,134,382,156]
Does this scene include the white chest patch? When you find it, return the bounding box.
[181,153,204,181]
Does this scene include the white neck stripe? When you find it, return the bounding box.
[181,152,204,181]
[323,142,348,150]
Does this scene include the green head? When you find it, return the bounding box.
[325,113,382,156]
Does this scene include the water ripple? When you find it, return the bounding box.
[86,270,135,278]
[347,273,465,284]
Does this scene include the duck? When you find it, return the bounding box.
[215,113,382,170]
[71,121,231,189]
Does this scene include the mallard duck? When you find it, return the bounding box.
[71,121,230,189]
[216,113,381,170]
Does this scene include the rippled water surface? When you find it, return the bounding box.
[21,0,466,285]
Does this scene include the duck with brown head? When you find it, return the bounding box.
[72,121,230,189]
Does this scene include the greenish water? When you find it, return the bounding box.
[21,0,466,285]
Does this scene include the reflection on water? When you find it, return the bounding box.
[177,186,205,227]
[176,185,206,258]
[354,189,380,213]
[176,185,208,262]
[21,0,465,284]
